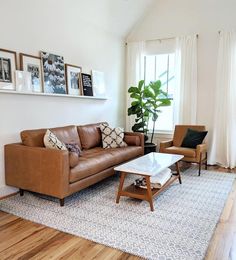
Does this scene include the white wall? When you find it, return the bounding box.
[127,0,236,144]
[0,0,127,193]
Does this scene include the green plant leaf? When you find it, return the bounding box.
[128,86,139,93]
[131,101,140,106]
[138,80,144,90]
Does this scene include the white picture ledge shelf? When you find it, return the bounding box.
[0,90,108,100]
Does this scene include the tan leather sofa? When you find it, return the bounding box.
[5,122,144,206]
[159,125,207,176]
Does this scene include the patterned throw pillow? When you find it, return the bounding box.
[65,143,81,156]
[43,129,67,150]
[100,123,127,148]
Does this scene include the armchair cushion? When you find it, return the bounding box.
[181,128,208,148]
[163,146,196,158]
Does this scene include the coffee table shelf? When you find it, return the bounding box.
[122,174,180,200]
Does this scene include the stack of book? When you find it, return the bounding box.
[134,168,172,189]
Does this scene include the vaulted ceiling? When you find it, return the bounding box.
[76,0,155,37]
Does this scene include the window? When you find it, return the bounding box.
[144,53,175,132]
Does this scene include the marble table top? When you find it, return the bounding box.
[114,152,184,177]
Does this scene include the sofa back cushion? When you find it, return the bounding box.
[173,125,206,147]
[77,122,106,149]
[21,125,81,148]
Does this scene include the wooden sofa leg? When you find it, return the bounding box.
[60,198,64,207]
[19,189,24,196]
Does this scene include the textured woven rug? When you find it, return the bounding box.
[0,167,235,260]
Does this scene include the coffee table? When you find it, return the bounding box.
[114,152,184,211]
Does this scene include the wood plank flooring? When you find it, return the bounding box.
[0,165,235,260]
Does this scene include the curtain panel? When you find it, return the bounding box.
[209,31,236,168]
[174,35,198,125]
[125,41,146,131]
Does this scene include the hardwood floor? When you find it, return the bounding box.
[0,165,235,260]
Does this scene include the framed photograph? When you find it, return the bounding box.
[20,53,43,93]
[0,48,17,90]
[15,70,32,92]
[41,51,66,94]
[92,70,106,97]
[81,73,93,96]
[65,64,82,95]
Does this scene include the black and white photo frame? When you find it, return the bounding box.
[65,64,82,95]
[0,48,17,90]
[20,53,43,93]
[41,51,67,94]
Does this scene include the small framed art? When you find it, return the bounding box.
[41,51,66,94]
[20,53,43,93]
[0,48,17,90]
[92,70,106,97]
[81,73,93,96]
[15,70,32,92]
[65,64,82,95]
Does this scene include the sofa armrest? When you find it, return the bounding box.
[5,143,70,198]
[124,132,144,154]
[196,143,207,159]
[159,140,173,152]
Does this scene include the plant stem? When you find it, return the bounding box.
[151,120,156,144]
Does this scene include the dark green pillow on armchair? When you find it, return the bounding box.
[181,128,208,149]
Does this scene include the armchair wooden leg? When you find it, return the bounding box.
[198,153,202,176]
[19,189,24,196]
[60,198,64,207]
[205,152,208,170]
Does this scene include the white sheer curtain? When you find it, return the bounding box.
[174,34,198,125]
[209,31,236,168]
[126,41,146,131]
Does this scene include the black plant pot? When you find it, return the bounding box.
[144,142,157,155]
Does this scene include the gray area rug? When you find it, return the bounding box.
[0,167,235,260]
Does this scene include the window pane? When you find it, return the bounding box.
[167,53,175,99]
[156,54,168,92]
[145,53,175,132]
[145,55,155,84]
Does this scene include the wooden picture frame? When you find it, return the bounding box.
[0,48,17,90]
[20,53,43,93]
[65,64,82,96]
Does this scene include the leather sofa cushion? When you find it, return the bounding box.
[77,122,106,149]
[124,135,140,146]
[163,146,196,158]
[21,125,81,148]
[51,126,82,149]
[70,146,143,183]
[69,152,79,168]
[21,128,46,147]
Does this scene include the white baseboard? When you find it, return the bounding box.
[0,185,18,198]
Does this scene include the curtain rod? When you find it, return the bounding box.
[125,34,199,45]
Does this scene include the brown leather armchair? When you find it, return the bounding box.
[159,125,207,176]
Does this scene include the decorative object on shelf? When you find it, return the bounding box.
[65,64,82,95]
[128,80,171,154]
[41,51,66,94]
[0,48,17,90]
[20,53,43,93]
[81,73,93,96]
[15,70,32,92]
[92,70,106,97]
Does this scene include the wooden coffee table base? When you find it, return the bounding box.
[116,162,182,212]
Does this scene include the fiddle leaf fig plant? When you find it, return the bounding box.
[127,80,171,143]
